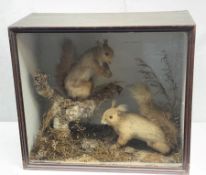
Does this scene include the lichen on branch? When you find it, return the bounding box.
[33,71,122,132]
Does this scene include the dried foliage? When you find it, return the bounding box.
[30,128,82,160]
[135,57,170,107]
[135,51,180,125]
[160,51,180,124]
[30,124,182,163]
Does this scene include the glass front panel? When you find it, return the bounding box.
[17,31,188,168]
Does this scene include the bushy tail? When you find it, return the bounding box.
[129,83,178,150]
[56,39,76,91]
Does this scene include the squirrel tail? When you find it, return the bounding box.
[129,83,153,105]
[56,39,76,91]
[129,83,178,150]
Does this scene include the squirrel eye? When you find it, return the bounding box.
[105,52,109,56]
[109,115,113,119]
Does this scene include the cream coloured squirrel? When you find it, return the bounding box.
[101,101,171,154]
[63,40,114,99]
[130,83,178,150]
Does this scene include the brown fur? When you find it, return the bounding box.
[101,104,170,154]
[130,84,178,150]
[64,40,113,99]
[56,39,76,90]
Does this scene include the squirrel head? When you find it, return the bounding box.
[96,39,114,64]
[101,100,128,126]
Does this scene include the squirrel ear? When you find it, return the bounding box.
[116,104,128,112]
[111,100,117,107]
[103,39,108,46]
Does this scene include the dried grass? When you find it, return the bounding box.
[30,125,182,163]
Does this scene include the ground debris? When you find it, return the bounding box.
[30,124,182,164]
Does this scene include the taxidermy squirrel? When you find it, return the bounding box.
[56,39,114,99]
[101,101,171,154]
[130,83,178,151]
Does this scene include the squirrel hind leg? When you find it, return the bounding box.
[147,141,170,155]
[117,135,130,146]
[66,80,93,99]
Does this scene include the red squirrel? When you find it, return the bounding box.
[56,39,114,99]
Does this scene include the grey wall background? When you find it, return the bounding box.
[17,32,187,151]
[0,0,205,122]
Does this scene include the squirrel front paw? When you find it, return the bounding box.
[102,62,112,78]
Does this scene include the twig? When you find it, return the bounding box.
[33,71,122,132]
[135,57,172,108]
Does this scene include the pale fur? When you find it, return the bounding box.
[64,40,114,99]
[101,105,170,154]
[130,84,178,149]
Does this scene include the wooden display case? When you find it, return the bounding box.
[8,11,195,174]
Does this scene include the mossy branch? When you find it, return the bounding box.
[33,71,122,132]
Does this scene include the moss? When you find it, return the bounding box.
[30,124,182,164]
